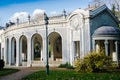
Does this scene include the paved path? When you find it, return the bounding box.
[0,66,67,80]
[0,67,41,80]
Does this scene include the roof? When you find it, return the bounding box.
[90,5,119,23]
[93,26,120,36]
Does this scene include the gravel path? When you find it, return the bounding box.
[0,67,41,80]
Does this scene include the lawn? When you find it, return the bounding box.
[0,68,19,77]
[22,70,120,80]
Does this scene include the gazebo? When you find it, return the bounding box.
[92,26,120,64]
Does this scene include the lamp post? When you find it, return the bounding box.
[44,13,49,75]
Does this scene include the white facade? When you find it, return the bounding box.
[0,5,120,67]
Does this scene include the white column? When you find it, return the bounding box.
[11,39,15,64]
[80,28,82,59]
[16,38,20,66]
[41,48,43,61]
[27,38,32,67]
[70,30,74,65]
[1,42,2,59]
[42,37,46,65]
[81,27,85,58]
[19,39,22,65]
[4,38,7,64]
[9,39,11,66]
[31,39,34,61]
[50,42,54,61]
[104,40,109,56]
[92,39,96,51]
[115,41,119,66]
[82,17,85,57]
[0,43,2,59]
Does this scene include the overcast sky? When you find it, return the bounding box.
[0,0,92,26]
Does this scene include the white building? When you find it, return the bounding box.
[0,5,120,67]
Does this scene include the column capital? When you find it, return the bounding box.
[104,40,109,45]
[115,41,120,45]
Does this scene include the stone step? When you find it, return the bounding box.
[31,61,62,67]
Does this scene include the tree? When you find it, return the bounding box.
[90,0,120,19]
[90,0,105,8]
[111,4,116,15]
[111,0,120,27]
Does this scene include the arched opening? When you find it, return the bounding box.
[48,32,62,61]
[20,35,27,66]
[32,33,43,61]
[11,37,16,65]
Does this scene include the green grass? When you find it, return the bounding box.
[0,68,19,77]
[22,70,120,80]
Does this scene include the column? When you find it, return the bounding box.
[42,37,46,64]
[80,29,82,59]
[115,41,119,66]
[70,30,74,65]
[16,38,20,66]
[9,39,11,66]
[4,39,7,64]
[50,42,54,61]
[11,39,15,64]
[81,27,85,58]
[27,38,32,67]
[19,39,22,66]
[73,42,76,60]
[0,43,1,60]
[104,40,109,56]
[31,39,34,61]
[0,43,2,59]
[92,39,96,51]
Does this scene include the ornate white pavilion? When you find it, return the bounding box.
[0,5,120,67]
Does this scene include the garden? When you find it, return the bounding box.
[22,70,120,80]
[22,51,120,80]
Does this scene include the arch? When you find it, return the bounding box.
[11,37,16,65]
[19,35,27,65]
[68,9,85,20]
[31,33,43,61]
[48,32,62,61]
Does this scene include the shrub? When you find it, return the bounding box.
[74,51,113,73]
[0,59,4,70]
[58,62,74,69]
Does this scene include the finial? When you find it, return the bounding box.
[28,14,31,24]
[16,18,19,25]
[63,9,66,16]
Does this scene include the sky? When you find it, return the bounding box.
[0,0,91,26]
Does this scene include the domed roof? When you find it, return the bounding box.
[93,26,120,36]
